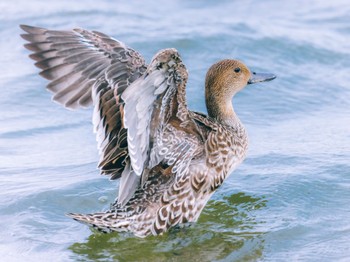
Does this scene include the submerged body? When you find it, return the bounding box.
[20,25,275,237]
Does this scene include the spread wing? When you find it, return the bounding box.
[121,48,190,176]
[20,25,146,184]
[20,24,146,109]
[21,25,201,206]
[120,48,204,202]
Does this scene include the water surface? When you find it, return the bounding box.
[1,0,350,261]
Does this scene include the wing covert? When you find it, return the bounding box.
[121,48,190,178]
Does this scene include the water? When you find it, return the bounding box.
[1,0,350,261]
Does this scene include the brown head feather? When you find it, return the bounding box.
[205,60,251,124]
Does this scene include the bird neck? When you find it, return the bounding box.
[205,86,241,127]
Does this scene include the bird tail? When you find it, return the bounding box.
[66,212,130,233]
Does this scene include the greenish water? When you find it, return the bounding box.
[1,0,350,261]
[69,193,267,261]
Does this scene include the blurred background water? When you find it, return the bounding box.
[0,0,350,261]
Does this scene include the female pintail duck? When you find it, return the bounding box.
[20,25,276,237]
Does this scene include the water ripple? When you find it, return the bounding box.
[1,0,350,261]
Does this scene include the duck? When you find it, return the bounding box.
[20,24,276,238]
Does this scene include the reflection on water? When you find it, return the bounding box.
[69,193,266,261]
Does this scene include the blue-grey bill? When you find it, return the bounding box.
[248,72,276,84]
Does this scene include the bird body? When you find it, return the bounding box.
[20,25,275,237]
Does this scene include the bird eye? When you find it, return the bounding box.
[234,67,241,73]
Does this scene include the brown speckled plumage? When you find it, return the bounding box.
[20,25,275,238]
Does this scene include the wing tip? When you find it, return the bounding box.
[20,33,30,41]
[19,24,32,32]
[19,24,46,34]
[39,69,54,80]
